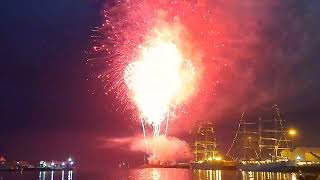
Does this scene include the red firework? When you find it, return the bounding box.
[89,0,227,136]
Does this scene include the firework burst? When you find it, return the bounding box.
[124,35,196,139]
[89,0,226,161]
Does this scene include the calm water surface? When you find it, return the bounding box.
[0,169,319,180]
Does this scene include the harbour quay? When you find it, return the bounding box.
[0,155,75,171]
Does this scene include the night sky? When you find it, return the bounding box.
[1,0,320,171]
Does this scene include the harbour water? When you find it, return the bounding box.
[1,169,319,180]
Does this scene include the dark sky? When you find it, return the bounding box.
[0,0,122,170]
[0,0,320,171]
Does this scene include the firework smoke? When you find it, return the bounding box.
[103,136,192,164]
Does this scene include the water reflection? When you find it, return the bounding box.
[241,171,296,180]
[38,171,73,180]
[68,170,73,180]
[128,168,320,180]
[51,171,54,180]
[130,168,191,180]
[2,169,320,179]
[130,169,231,180]
[151,169,160,180]
[193,170,222,180]
[39,171,46,180]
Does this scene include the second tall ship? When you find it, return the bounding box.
[226,104,315,172]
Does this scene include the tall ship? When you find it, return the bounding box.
[190,122,236,170]
[226,104,297,172]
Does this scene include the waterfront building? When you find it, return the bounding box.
[281,147,320,162]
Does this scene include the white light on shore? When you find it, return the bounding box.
[296,156,301,161]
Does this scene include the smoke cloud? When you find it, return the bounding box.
[101,135,192,164]
[167,0,316,135]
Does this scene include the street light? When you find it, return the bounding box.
[288,128,297,149]
[288,129,297,136]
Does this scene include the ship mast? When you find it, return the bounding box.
[258,104,291,161]
[239,114,259,160]
[227,105,292,162]
[192,122,218,162]
[227,113,259,161]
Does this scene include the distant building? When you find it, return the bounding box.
[39,158,74,169]
[17,161,34,168]
[292,147,320,162]
[281,147,320,162]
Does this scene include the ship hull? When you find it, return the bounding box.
[238,162,296,172]
[190,161,237,170]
